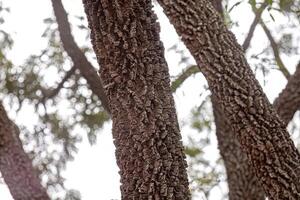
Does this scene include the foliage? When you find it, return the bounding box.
[0,6,109,199]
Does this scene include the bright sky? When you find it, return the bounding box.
[0,0,299,200]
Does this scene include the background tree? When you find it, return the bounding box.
[0,101,49,200]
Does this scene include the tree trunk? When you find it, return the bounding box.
[82,0,190,199]
[0,102,49,200]
[156,0,300,199]
[212,95,265,200]
[213,63,300,200]
[210,1,265,199]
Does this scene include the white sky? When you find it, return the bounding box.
[0,0,299,199]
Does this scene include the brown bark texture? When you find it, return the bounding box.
[82,0,190,199]
[157,0,300,199]
[212,95,265,200]
[210,0,265,199]
[51,0,110,114]
[0,102,50,200]
[274,62,300,124]
[213,62,300,200]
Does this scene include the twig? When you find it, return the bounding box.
[242,2,268,51]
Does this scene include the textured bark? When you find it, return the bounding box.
[157,0,300,199]
[212,95,265,200]
[209,1,265,199]
[0,102,49,200]
[82,0,190,199]
[51,0,110,114]
[274,62,300,124]
[213,63,300,200]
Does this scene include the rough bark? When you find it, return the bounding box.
[82,0,190,199]
[156,0,300,199]
[0,102,49,200]
[209,1,265,199]
[274,62,300,124]
[51,0,110,114]
[212,95,265,200]
[213,63,300,200]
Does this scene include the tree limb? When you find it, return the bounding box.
[0,102,50,200]
[242,2,268,51]
[43,66,76,101]
[274,62,300,123]
[51,0,110,114]
[171,65,199,92]
[157,0,300,198]
[260,20,291,79]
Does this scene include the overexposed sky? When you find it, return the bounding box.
[1,0,299,199]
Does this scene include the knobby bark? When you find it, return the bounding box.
[83,0,190,199]
[210,0,265,199]
[212,95,265,200]
[157,0,300,199]
[274,62,300,124]
[213,63,300,200]
[51,0,110,114]
[212,56,300,200]
[0,102,49,200]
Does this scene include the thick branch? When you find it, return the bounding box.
[157,0,300,199]
[212,95,265,200]
[274,62,300,123]
[211,0,265,199]
[0,102,49,200]
[51,0,110,114]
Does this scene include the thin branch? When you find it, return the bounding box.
[51,0,110,114]
[44,66,76,101]
[242,2,268,51]
[171,65,199,92]
[260,21,291,79]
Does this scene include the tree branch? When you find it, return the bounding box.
[157,0,300,198]
[43,66,76,101]
[51,0,110,114]
[242,2,268,51]
[0,102,50,200]
[211,1,265,199]
[260,21,291,79]
[274,62,300,123]
[171,65,199,92]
